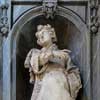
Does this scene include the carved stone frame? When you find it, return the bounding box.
[2,1,91,100]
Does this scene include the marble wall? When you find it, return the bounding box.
[0,35,3,100]
[92,6,100,100]
[0,0,100,100]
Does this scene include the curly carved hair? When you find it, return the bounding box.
[35,24,57,42]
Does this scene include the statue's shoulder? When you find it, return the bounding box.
[61,49,71,53]
[52,44,71,53]
[26,48,40,58]
[29,48,40,54]
[53,49,71,55]
[31,48,40,53]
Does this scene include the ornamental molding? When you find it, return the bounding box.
[0,3,9,37]
[90,0,99,34]
[42,0,58,19]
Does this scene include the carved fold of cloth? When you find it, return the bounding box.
[24,44,82,100]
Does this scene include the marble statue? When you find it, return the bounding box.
[24,24,82,100]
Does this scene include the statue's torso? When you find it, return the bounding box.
[30,44,70,100]
[25,44,82,100]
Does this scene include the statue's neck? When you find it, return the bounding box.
[44,43,53,49]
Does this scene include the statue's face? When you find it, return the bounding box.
[36,29,53,47]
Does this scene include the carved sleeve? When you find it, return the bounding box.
[24,49,33,68]
[24,49,35,84]
[65,53,82,99]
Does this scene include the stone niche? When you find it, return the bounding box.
[15,15,90,100]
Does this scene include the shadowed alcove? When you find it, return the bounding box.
[16,15,89,100]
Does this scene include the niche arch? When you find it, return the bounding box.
[3,6,90,100]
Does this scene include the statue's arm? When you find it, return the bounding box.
[65,54,80,74]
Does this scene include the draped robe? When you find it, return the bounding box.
[24,44,82,100]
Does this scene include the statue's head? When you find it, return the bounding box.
[35,24,57,47]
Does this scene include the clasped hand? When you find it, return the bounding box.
[39,51,53,65]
